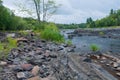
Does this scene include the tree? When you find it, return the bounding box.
[17,0,59,22]
[86,17,95,28]
[33,0,41,23]
[110,9,114,15]
[0,0,2,5]
[42,0,58,21]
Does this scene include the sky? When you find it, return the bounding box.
[3,0,120,24]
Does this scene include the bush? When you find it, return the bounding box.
[7,37,17,48]
[0,37,17,59]
[99,31,104,36]
[66,40,72,46]
[40,23,64,43]
[90,44,100,52]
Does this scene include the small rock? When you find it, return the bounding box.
[17,72,26,79]
[116,73,120,77]
[44,50,50,57]
[0,61,7,66]
[25,71,34,78]
[101,57,106,60]
[27,76,41,80]
[7,33,15,38]
[13,66,23,72]
[12,51,19,57]
[28,51,35,56]
[83,58,92,63]
[117,60,120,64]
[106,64,110,66]
[30,59,43,65]
[90,55,100,60]
[100,61,104,63]
[112,62,119,68]
[116,67,120,71]
[32,66,40,76]
[67,48,74,52]
[41,78,50,80]
[17,37,28,42]
[35,48,43,55]
[21,64,33,71]
[8,65,17,68]
[49,55,57,58]
[57,46,64,51]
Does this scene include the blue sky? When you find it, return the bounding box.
[3,0,120,24]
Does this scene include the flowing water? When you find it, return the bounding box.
[61,29,120,54]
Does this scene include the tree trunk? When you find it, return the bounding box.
[33,0,41,23]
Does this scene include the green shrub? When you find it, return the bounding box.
[0,37,17,59]
[0,42,7,59]
[7,37,17,48]
[90,44,100,52]
[99,31,104,36]
[66,40,72,46]
[40,23,64,43]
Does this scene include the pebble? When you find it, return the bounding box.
[112,62,119,68]
[0,61,7,66]
[32,66,40,76]
[116,73,120,77]
[27,76,41,80]
[13,65,23,72]
[17,72,26,79]
[116,67,120,71]
[21,64,33,71]
[44,50,50,57]
[101,57,106,60]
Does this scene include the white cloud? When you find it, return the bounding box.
[3,0,120,24]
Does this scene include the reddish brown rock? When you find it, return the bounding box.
[32,66,40,76]
[90,55,100,60]
[27,76,41,80]
[21,64,33,71]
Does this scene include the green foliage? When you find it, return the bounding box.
[7,37,17,48]
[19,30,29,36]
[99,31,104,36]
[41,23,64,43]
[0,37,17,59]
[86,17,96,28]
[90,44,100,52]
[86,9,120,28]
[66,40,72,46]
[0,4,33,31]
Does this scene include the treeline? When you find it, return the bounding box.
[57,23,86,29]
[57,9,120,29]
[0,0,43,31]
[86,9,120,28]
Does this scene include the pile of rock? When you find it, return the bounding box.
[89,53,120,78]
[0,33,75,80]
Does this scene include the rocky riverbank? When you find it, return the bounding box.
[0,32,120,80]
[68,28,120,39]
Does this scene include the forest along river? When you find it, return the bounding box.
[61,29,120,54]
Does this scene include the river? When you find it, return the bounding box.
[61,29,120,54]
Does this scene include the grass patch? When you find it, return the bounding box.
[66,40,72,46]
[99,31,104,36]
[0,37,17,59]
[90,44,100,52]
[40,23,65,43]
[19,30,30,36]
